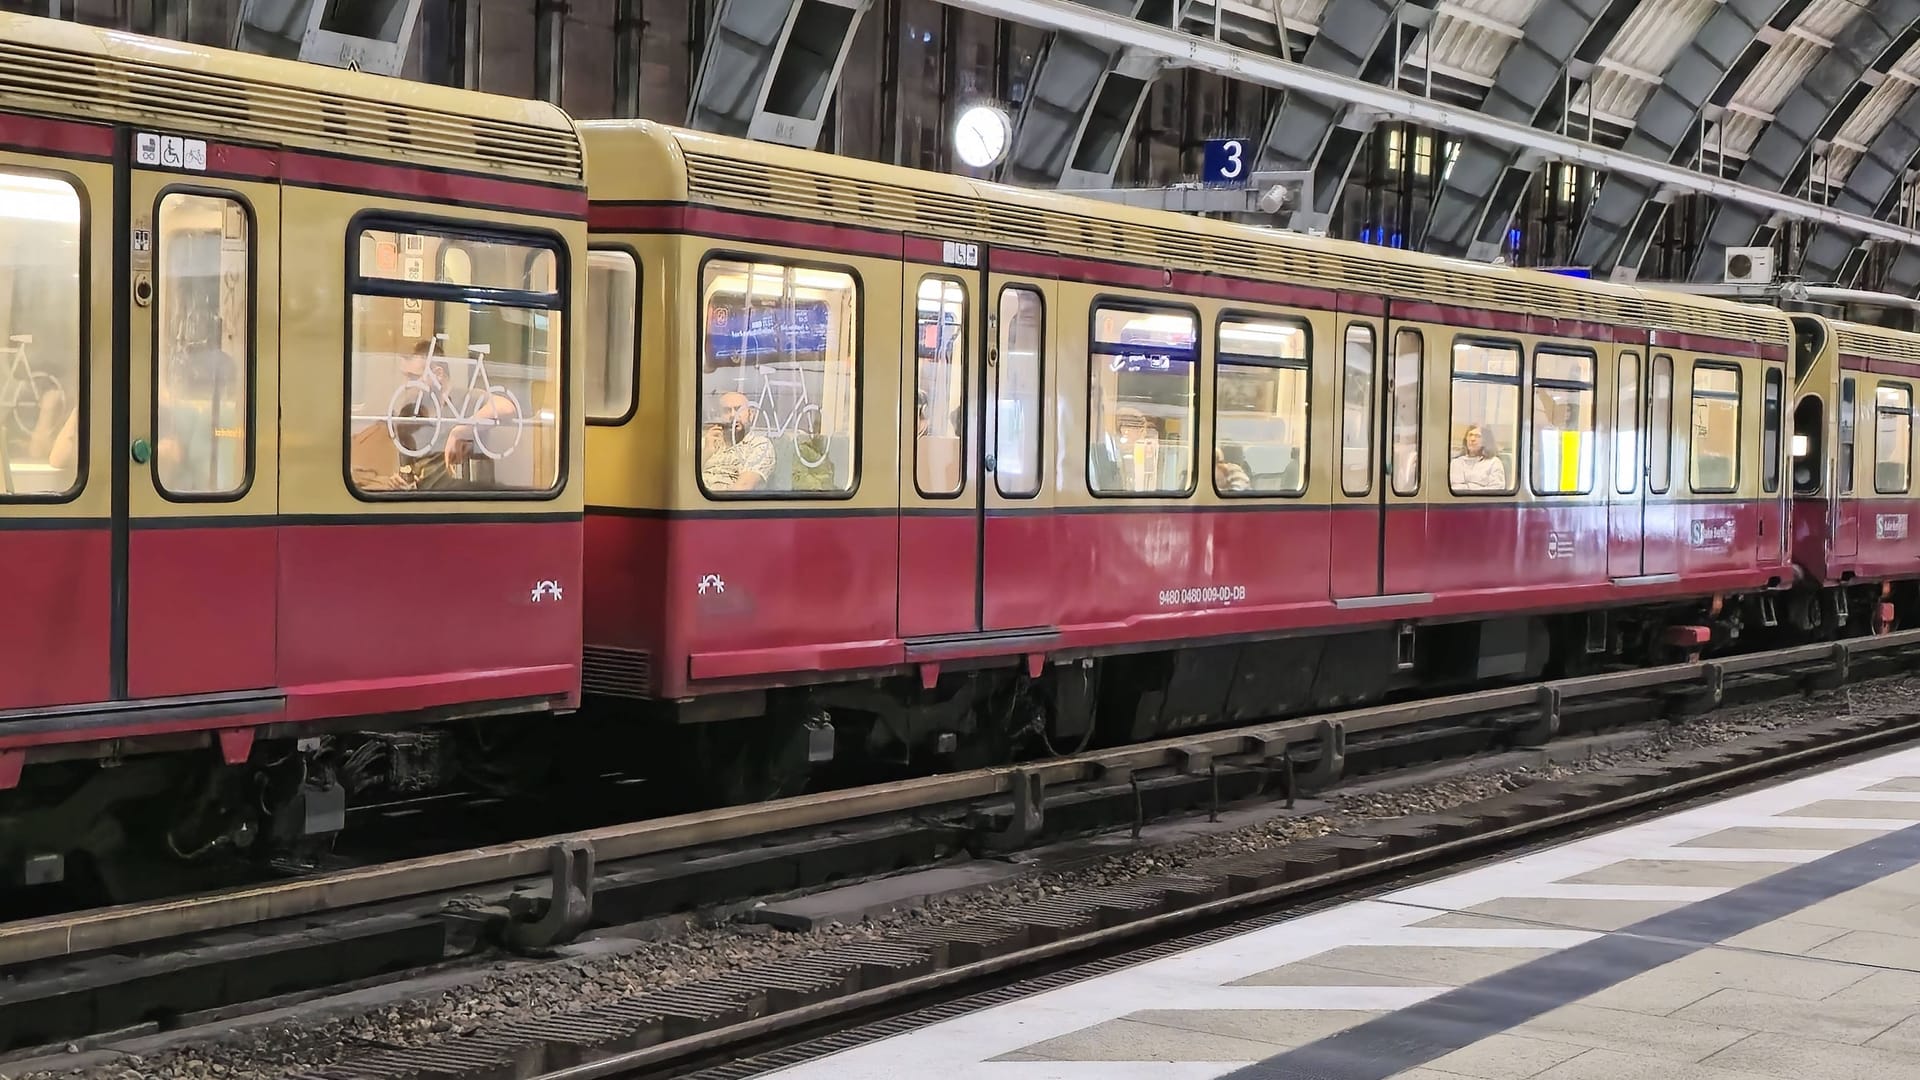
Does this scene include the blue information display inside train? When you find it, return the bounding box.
[705,299,832,360]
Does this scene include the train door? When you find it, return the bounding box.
[980,270,1055,631]
[1642,353,1680,578]
[898,259,980,637]
[1760,362,1789,567]
[1607,349,1647,578]
[1380,325,1428,596]
[0,148,112,709]
[121,144,280,699]
[1834,374,1859,559]
[1330,314,1383,599]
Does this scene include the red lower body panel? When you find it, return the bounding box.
[1798,497,1920,584]
[898,510,978,637]
[129,524,277,698]
[277,518,582,711]
[584,511,667,655]
[589,500,1788,699]
[0,517,582,759]
[0,525,109,709]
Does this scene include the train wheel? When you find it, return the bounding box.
[1874,600,1897,636]
[1785,590,1829,641]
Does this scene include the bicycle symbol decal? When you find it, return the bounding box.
[386,334,525,461]
[529,580,564,603]
[0,335,61,438]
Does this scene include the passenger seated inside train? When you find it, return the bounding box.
[1214,447,1251,492]
[1215,418,1302,493]
[701,389,775,492]
[1449,424,1507,491]
[354,339,515,492]
[1092,405,1166,493]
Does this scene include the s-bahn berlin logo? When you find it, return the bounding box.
[1689,520,1736,548]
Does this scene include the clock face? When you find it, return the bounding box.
[954,105,1009,168]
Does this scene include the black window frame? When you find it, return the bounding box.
[152,184,259,504]
[0,164,90,505]
[912,273,970,500]
[342,211,572,503]
[1529,345,1597,498]
[994,283,1046,500]
[1085,296,1201,500]
[1841,375,1857,495]
[1874,379,1912,496]
[1687,360,1743,496]
[1762,365,1783,494]
[1340,322,1376,498]
[1389,327,1424,497]
[1212,309,1311,499]
[1650,354,1675,495]
[1447,335,1524,498]
[584,242,641,427]
[1615,351,1641,496]
[690,250,865,502]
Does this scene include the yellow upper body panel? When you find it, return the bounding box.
[1,12,582,183]
[1835,319,1920,364]
[579,120,1790,352]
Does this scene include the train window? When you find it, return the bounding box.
[915,277,968,497]
[1531,350,1595,496]
[1341,325,1375,497]
[1650,355,1674,494]
[1875,382,1911,494]
[696,258,859,498]
[155,192,251,499]
[1390,330,1423,496]
[1689,364,1741,495]
[585,248,638,423]
[0,170,83,501]
[1763,368,1783,494]
[1214,315,1309,496]
[1449,339,1520,495]
[1088,303,1196,496]
[1841,377,1857,494]
[996,287,1044,498]
[1616,353,1641,495]
[347,224,566,498]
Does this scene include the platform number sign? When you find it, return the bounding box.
[1203,138,1250,187]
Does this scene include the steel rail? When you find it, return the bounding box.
[4,626,1916,968]
[930,0,1920,252]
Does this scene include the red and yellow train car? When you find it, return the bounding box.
[0,13,587,890]
[576,119,1801,796]
[1787,316,1920,632]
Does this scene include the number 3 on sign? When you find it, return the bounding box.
[1203,138,1248,185]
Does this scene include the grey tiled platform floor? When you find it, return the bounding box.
[752,749,1920,1080]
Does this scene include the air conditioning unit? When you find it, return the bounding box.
[1725,246,1775,285]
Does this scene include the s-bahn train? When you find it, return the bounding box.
[1,12,1916,894]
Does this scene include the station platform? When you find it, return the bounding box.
[759,744,1920,1080]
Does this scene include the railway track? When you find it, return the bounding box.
[317,701,1920,1080]
[7,628,1920,1075]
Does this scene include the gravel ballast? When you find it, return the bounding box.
[16,673,1918,1080]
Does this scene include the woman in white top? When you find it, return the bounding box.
[1449,424,1507,492]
